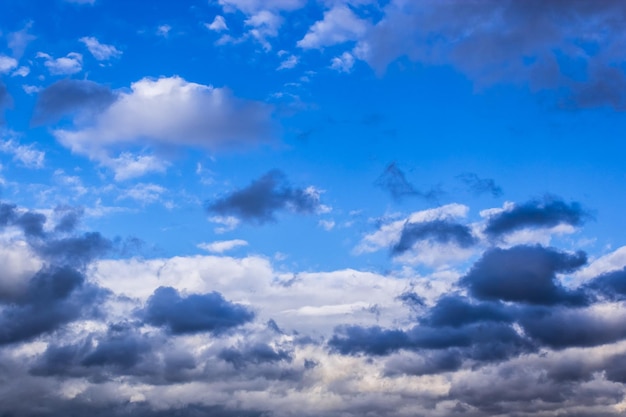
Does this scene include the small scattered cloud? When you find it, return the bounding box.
[79,36,122,60]
[36,52,83,75]
[206,15,229,32]
[0,138,45,168]
[457,172,503,197]
[198,239,249,253]
[0,56,18,74]
[206,170,322,224]
[298,5,369,49]
[330,51,355,73]
[277,54,298,70]
[375,162,442,201]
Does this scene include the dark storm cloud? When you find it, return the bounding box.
[36,232,113,265]
[484,197,589,238]
[460,245,588,306]
[360,0,626,109]
[329,321,533,363]
[421,295,513,328]
[518,306,626,349]
[392,219,477,255]
[15,211,46,237]
[384,350,464,376]
[585,267,626,301]
[375,162,441,201]
[206,170,321,224]
[32,79,117,124]
[456,172,503,197]
[0,266,105,345]
[219,343,292,369]
[54,206,84,233]
[143,286,254,335]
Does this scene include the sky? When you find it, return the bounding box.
[2,0,626,416]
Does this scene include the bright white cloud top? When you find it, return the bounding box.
[1,1,626,417]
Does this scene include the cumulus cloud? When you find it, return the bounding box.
[206,170,322,224]
[0,55,18,73]
[298,5,370,49]
[483,196,590,239]
[206,15,229,32]
[392,220,477,255]
[80,36,122,60]
[33,79,117,124]
[53,76,275,160]
[198,239,249,253]
[36,52,83,75]
[461,245,588,306]
[142,286,255,335]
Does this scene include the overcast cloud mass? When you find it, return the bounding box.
[1,1,626,416]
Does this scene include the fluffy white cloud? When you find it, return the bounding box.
[79,36,122,60]
[36,52,83,75]
[298,6,369,49]
[206,15,229,32]
[330,51,355,72]
[0,56,18,74]
[278,54,298,70]
[53,76,274,172]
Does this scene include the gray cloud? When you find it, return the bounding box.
[460,245,588,306]
[142,286,255,335]
[375,162,441,201]
[0,83,12,123]
[456,172,503,197]
[357,0,626,109]
[484,196,590,238]
[421,295,513,328]
[585,267,626,301]
[219,343,293,369]
[392,219,477,255]
[207,170,321,224]
[33,79,118,124]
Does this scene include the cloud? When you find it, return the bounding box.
[36,52,83,75]
[142,286,255,335]
[392,219,477,255]
[456,172,503,197]
[0,55,18,73]
[298,5,369,49]
[79,36,122,60]
[0,138,45,168]
[198,239,249,253]
[53,76,275,159]
[460,245,588,306]
[219,343,292,369]
[585,267,626,301]
[218,0,304,14]
[375,162,441,201]
[0,83,12,123]
[421,295,513,328]
[33,79,118,124]
[277,54,298,70]
[7,23,36,58]
[483,196,589,239]
[330,51,355,73]
[206,170,322,224]
[354,0,626,109]
[206,15,229,32]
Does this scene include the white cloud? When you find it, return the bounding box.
[206,15,228,32]
[118,183,167,204]
[53,76,274,161]
[330,51,355,72]
[80,36,122,60]
[156,25,172,37]
[208,215,241,234]
[0,56,18,74]
[11,66,30,77]
[278,54,299,70]
[102,153,169,181]
[0,139,45,169]
[36,52,83,75]
[318,219,335,231]
[198,239,249,253]
[574,246,626,285]
[245,10,283,50]
[298,5,369,49]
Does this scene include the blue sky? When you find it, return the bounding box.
[2,1,626,416]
